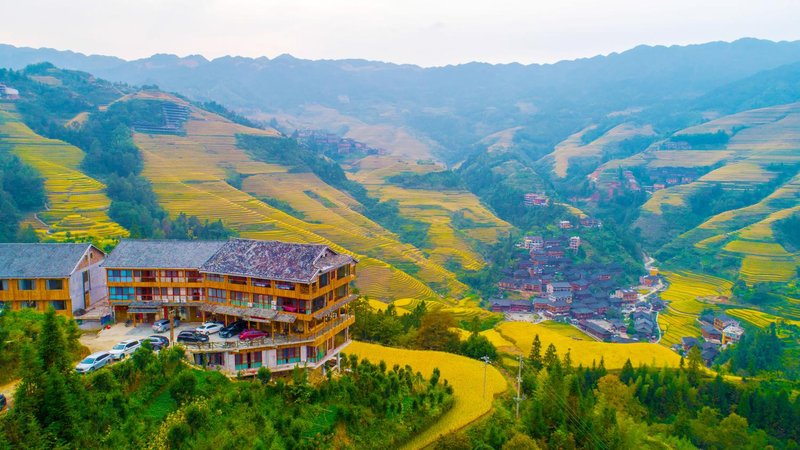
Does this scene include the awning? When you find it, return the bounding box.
[128,307,159,314]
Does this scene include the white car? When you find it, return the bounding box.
[195,322,224,335]
[75,351,112,373]
[109,339,142,360]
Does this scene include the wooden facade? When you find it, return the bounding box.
[0,244,106,317]
[104,238,357,374]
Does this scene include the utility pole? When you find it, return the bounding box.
[514,354,525,419]
[169,307,176,345]
[481,355,491,399]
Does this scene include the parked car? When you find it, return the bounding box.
[0,393,6,411]
[152,318,171,333]
[219,320,247,338]
[144,335,170,350]
[75,351,112,373]
[239,329,269,341]
[109,339,142,360]
[177,330,210,343]
[195,322,224,335]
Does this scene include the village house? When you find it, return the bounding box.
[547,281,573,294]
[104,238,357,374]
[0,83,20,100]
[0,243,106,317]
[489,298,532,313]
[523,235,544,250]
[558,220,573,229]
[569,236,581,251]
[681,337,699,353]
[713,313,739,331]
[579,217,603,228]
[701,323,722,344]
[615,289,639,304]
[722,324,745,345]
[524,193,549,207]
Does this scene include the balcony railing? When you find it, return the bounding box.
[180,314,354,352]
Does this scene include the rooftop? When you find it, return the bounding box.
[0,243,99,279]
[200,238,356,283]
[104,240,226,269]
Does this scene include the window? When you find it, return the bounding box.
[251,278,271,288]
[0,280,7,291]
[319,272,330,288]
[21,301,37,310]
[50,301,66,311]
[337,265,350,278]
[0,301,7,311]
[276,282,294,291]
[230,291,249,306]
[186,271,203,283]
[229,276,247,285]
[46,279,64,290]
[234,351,263,370]
[110,287,134,301]
[82,270,91,293]
[195,352,225,366]
[18,279,35,291]
[206,273,224,283]
[208,288,227,303]
[277,347,300,365]
[108,270,132,282]
[253,294,272,309]
[335,284,348,298]
[163,270,180,282]
[306,345,325,362]
[312,295,326,312]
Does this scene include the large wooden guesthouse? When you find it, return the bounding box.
[104,238,357,374]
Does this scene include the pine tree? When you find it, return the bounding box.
[543,343,558,369]
[529,334,543,370]
[620,359,634,384]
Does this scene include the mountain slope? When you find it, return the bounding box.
[0,109,127,245]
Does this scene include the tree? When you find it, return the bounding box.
[502,433,540,450]
[687,346,703,384]
[543,343,558,369]
[416,311,461,353]
[529,334,543,370]
[257,366,272,385]
[460,331,497,360]
[620,359,634,384]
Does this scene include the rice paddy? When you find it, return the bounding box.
[0,111,128,245]
[551,123,654,177]
[346,341,507,450]
[725,308,800,329]
[658,271,733,347]
[495,321,681,368]
[131,96,491,304]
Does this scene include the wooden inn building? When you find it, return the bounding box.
[103,238,357,374]
[0,243,106,316]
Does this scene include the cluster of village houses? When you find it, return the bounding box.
[295,130,388,158]
[492,231,746,362]
[0,83,20,100]
[678,312,745,365]
[491,232,664,343]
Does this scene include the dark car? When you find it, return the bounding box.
[0,393,6,411]
[219,320,247,338]
[144,335,170,350]
[239,329,269,341]
[176,330,210,343]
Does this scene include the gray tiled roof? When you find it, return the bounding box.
[200,238,355,283]
[0,243,96,278]
[103,240,226,269]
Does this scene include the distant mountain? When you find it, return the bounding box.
[2,39,800,162]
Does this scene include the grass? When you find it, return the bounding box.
[550,123,654,177]
[495,321,681,368]
[0,111,128,245]
[347,341,507,450]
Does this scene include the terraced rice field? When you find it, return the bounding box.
[550,123,654,177]
[725,308,800,329]
[496,322,681,368]
[347,341,507,450]
[350,156,512,276]
[0,111,128,245]
[132,97,477,303]
[659,271,733,347]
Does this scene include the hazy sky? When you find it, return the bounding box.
[2,0,799,66]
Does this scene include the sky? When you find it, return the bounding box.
[1,0,799,66]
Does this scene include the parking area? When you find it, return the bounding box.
[81,322,235,354]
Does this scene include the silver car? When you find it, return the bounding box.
[109,339,142,360]
[75,351,112,373]
[152,318,171,333]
